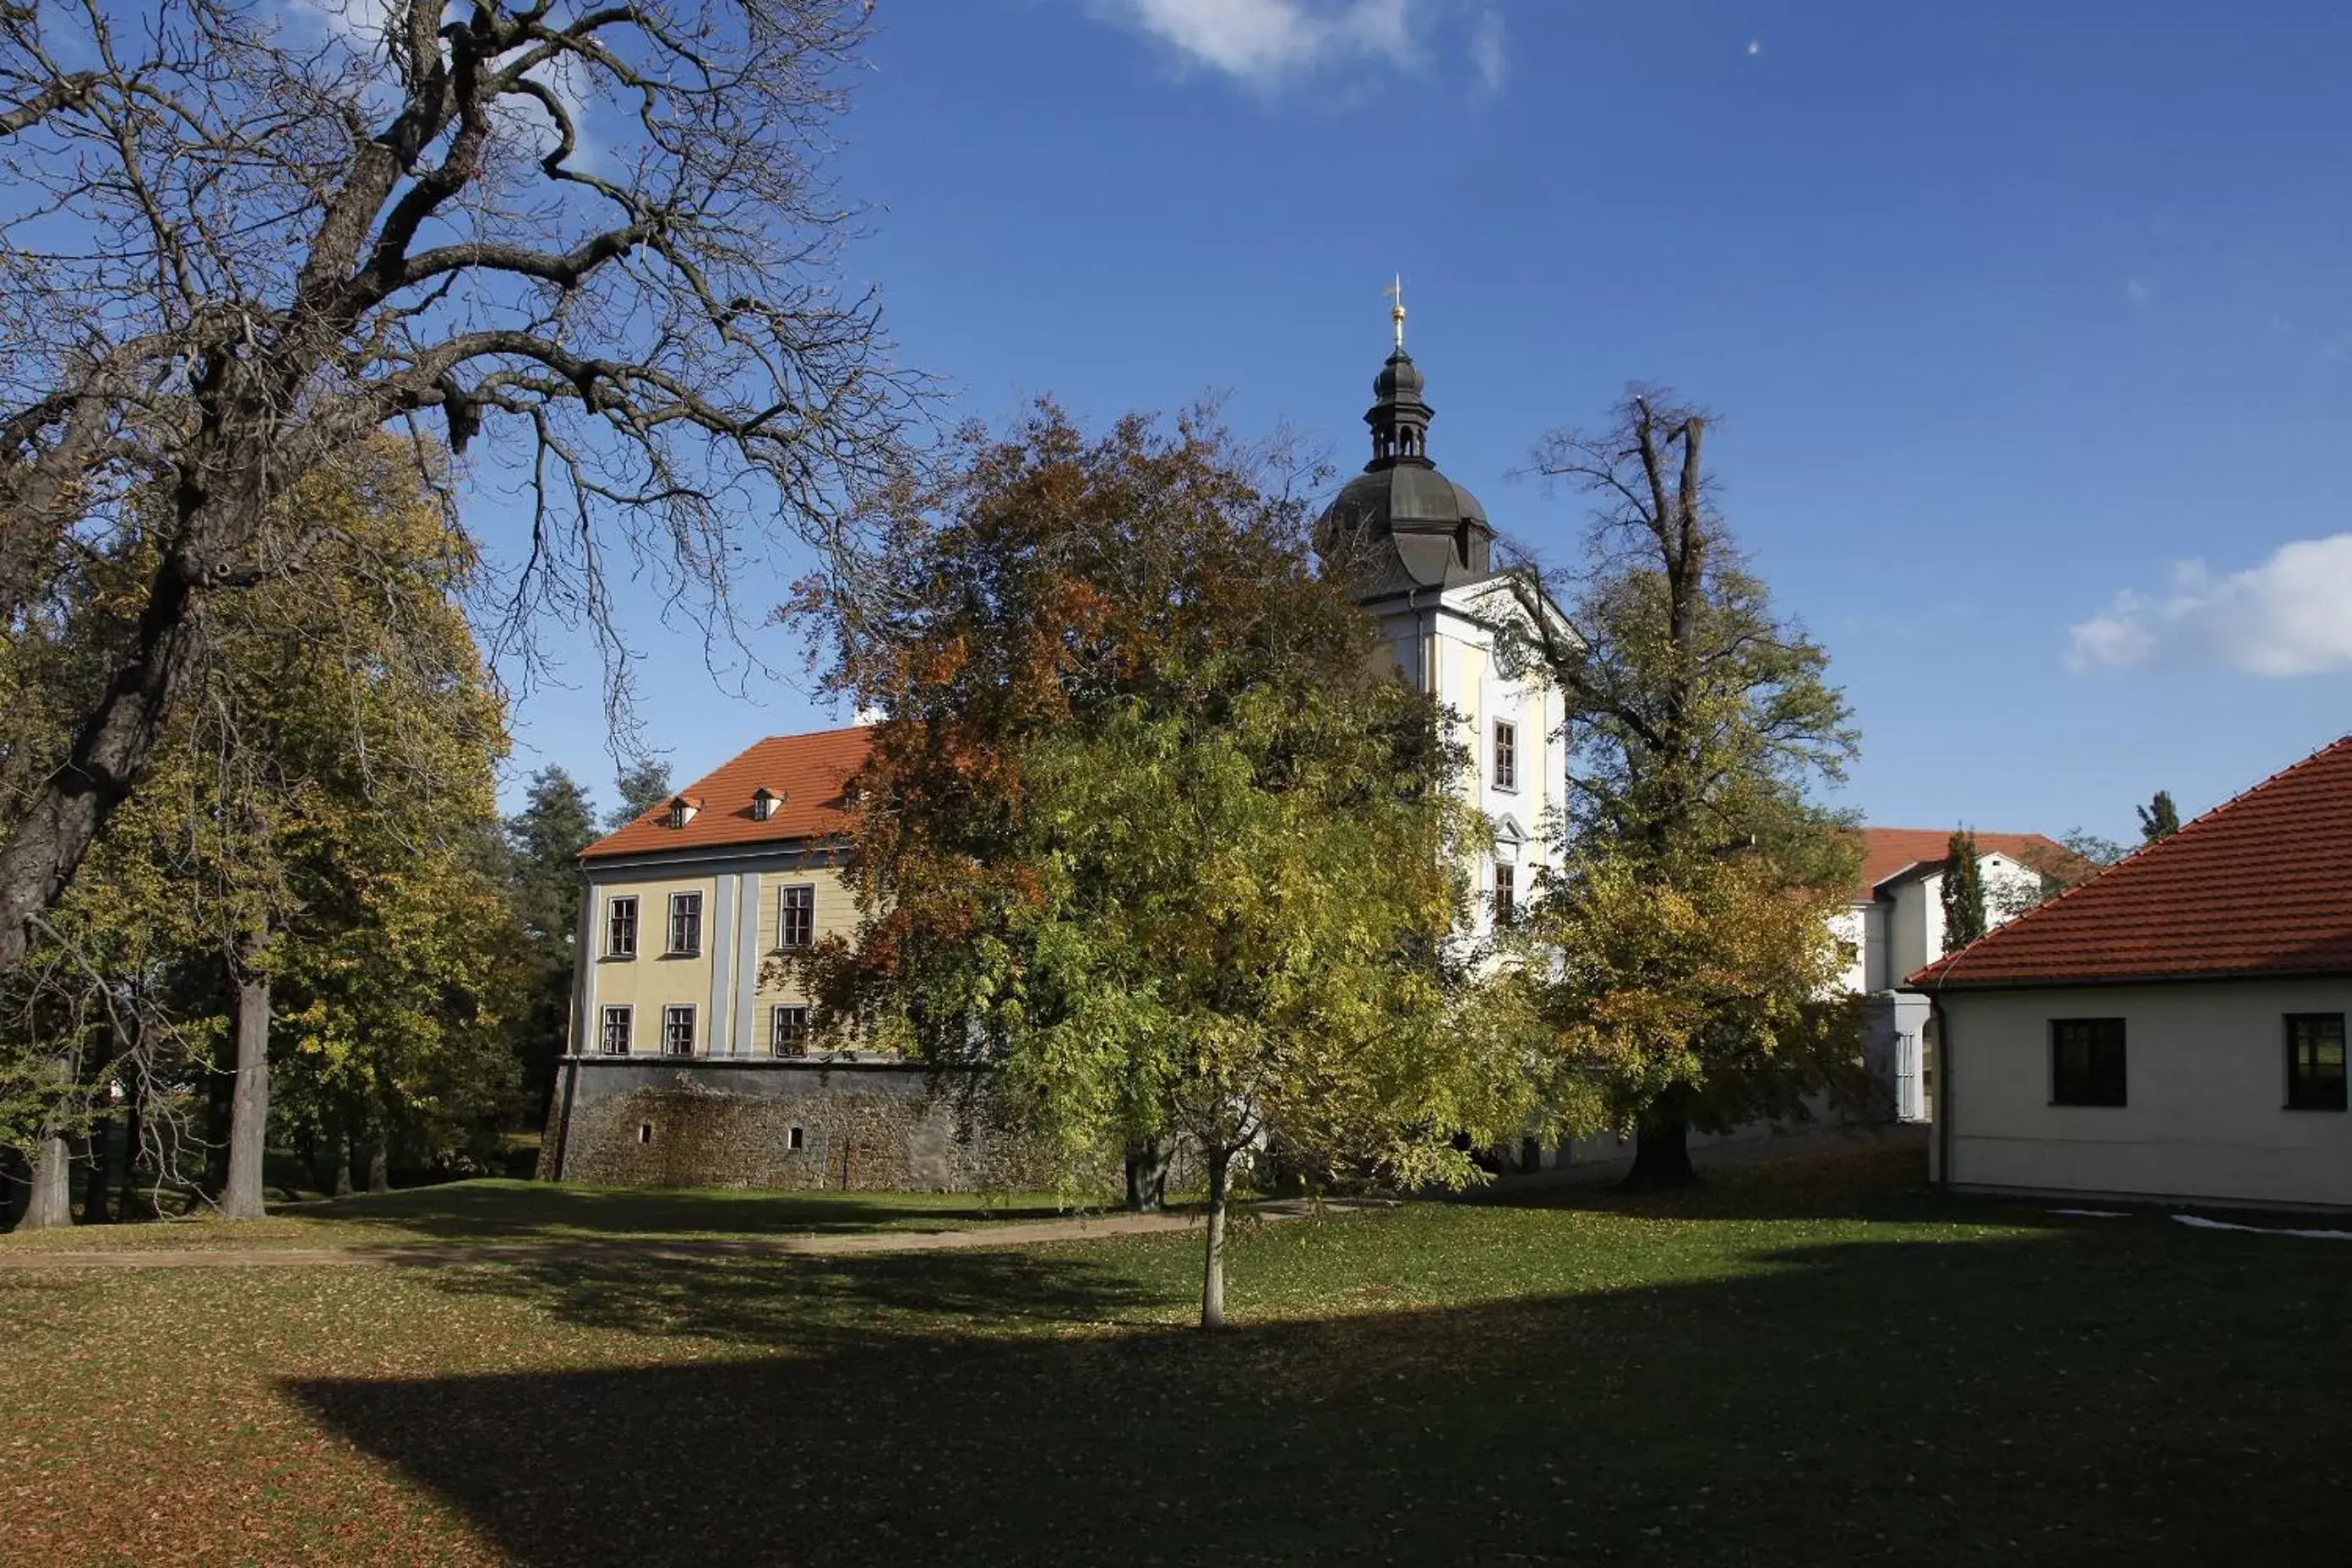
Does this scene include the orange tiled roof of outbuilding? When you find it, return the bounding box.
[1908,734,2352,989]
[580,727,872,861]
[1851,827,2076,900]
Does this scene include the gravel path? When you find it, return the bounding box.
[0,1195,1393,1271]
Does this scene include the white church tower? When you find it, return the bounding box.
[1315,286,1567,933]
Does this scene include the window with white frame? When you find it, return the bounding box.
[605,896,638,958]
[771,1004,810,1057]
[777,884,816,950]
[1492,863,1516,926]
[1494,720,1517,792]
[600,1004,633,1055]
[662,1004,697,1057]
[667,891,702,956]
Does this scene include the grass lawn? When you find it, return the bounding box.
[0,1179,1086,1252]
[4,1146,2349,1565]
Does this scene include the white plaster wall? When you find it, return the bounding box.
[1377,591,1562,939]
[1980,853,2045,931]
[1886,879,1935,986]
[1827,906,1869,995]
[1940,977,2352,1206]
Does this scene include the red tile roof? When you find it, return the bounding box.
[1908,734,2352,989]
[580,727,871,862]
[1851,828,2075,901]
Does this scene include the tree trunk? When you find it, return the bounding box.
[367,1137,390,1195]
[20,1131,74,1229]
[0,1144,25,1228]
[117,1076,145,1218]
[0,553,207,975]
[1200,1145,1232,1331]
[220,962,271,1222]
[1621,1109,1696,1193]
[78,1114,112,1224]
[1124,1138,1170,1214]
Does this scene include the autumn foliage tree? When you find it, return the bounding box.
[1500,390,1864,1190]
[795,406,1526,1326]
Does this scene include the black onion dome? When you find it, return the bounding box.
[1316,343,1496,595]
[1373,349,1424,400]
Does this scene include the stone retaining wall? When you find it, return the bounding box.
[540,1057,1086,1193]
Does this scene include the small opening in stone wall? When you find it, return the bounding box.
[637,1123,652,1144]
[789,1125,804,1151]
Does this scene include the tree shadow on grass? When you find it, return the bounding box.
[288,1217,2352,1567]
[1459,1141,2079,1231]
[274,1179,1091,1244]
[427,1239,1170,1351]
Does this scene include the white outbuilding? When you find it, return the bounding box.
[1906,735,2352,1209]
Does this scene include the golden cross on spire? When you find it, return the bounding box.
[1385,273,1406,351]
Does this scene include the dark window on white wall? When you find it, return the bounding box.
[1494,720,1517,792]
[777,884,816,950]
[605,896,638,958]
[771,1004,810,1057]
[600,1005,633,1055]
[663,1004,697,1057]
[667,892,702,956]
[2287,1014,2347,1111]
[2051,1018,2127,1106]
[1493,864,1516,926]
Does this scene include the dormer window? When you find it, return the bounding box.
[667,795,701,829]
[751,787,783,822]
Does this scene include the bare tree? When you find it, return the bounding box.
[0,0,916,971]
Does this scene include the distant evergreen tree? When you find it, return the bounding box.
[609,760,673,830]
[2137,790,2180,844]
[1941,829,1987,954]
[504,769,599,1113]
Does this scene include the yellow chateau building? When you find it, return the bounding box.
[542,317,1567,1190]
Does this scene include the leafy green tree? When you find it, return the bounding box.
[505,770,599,1110]
[609,762,674,830]
[2,439,511,1225]
[1941,829,1986,953]
[1500,390,1864,1190]
[274,849,525,1193]
[188,444,506,1217]
[2137,791,2180,844]
[796,405,1525,1325]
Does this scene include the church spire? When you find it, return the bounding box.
[1364,278,1432,470]
[1316,286,1495,593]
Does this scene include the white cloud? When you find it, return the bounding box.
[2069,535,2352,677]
[1468,8,1506,93]
[1100,0,1417,82]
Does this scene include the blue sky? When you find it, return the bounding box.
[500,0,2352,841]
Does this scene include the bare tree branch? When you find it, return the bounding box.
[0,0,923,969]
